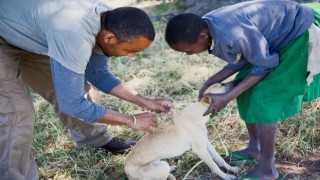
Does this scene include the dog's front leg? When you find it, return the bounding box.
[192,145,237,180]
[206,140,241,174]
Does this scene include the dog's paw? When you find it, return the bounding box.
[221,174,237,180]
[170,165,177,172]
[229,166,241,173]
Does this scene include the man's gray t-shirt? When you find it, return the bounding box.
[0,0,121,123]
[0,0,112,74]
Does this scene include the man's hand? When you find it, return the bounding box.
[203,93,231,116]
[142,98,173,114]
[128,112,158,134]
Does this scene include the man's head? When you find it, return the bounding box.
[97,7,155,57]
[165,13,211,55]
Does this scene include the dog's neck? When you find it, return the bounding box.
[172,102,210,125]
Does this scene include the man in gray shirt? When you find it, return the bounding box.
[0,0,172,179]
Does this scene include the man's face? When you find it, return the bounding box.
[101,36,152,57]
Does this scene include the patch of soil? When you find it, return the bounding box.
[276,151,320,179]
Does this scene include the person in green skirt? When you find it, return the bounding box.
[165,0,320,179]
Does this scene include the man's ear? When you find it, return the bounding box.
[103,30,118,45]
[198,32,209,40]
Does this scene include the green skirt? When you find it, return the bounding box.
[235,6,320,124]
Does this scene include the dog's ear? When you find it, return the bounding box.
[200,95,211,104]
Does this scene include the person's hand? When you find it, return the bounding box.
[129,112,158,134]
[142,98,173,114]
[198,69,237,100]
[198,81,216,101]
[203,93,231,116]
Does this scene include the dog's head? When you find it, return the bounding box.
[200,80,239,104]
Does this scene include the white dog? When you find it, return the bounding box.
[124,81,241,180]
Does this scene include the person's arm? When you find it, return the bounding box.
[203,74,266,116]
[50,58,158,133]
[85,53,121,94]
[85,53,172,113]
[50,57,107,123]
[198,68,237,100]
[203,26,279,115]
[109,83,172,113]
[96,110,158,133]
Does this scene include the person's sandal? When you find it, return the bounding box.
[224,152,259,165]
[101,137,136,155]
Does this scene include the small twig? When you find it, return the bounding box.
[182,160,203,180]
[212,125,229,157]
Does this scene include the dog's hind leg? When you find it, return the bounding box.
[129,160,174,180]
[192,144,237,180]
[206,140,241,174]
[148,160,175,180]
[167,173,176,180]
[170,165,177,172]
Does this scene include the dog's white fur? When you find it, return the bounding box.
[124,81,240,180]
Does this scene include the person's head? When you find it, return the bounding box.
[165,13,211,55]
[97,7,155,57]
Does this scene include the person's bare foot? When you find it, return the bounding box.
[243,162,279,180]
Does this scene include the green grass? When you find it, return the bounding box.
[32,1,320,179]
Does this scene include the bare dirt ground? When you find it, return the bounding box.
[276,151,320,179]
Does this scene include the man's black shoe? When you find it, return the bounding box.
[101,137,136,155]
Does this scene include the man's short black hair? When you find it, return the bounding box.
[165,13,206,45]
[103,7,155,42]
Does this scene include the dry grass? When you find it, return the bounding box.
[32,1,320,179]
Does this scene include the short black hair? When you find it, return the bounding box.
[165,13,207,45]
[103,7,155,42]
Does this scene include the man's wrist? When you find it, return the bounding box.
[136,94,149,108]
[124,114,133,127]
[97,111,135,128]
